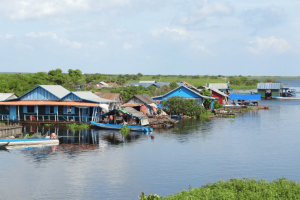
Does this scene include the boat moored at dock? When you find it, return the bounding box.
[90,121,153,132]
[0,138,59,147]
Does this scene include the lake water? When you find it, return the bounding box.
[1,79,300,200]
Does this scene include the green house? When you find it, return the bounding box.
[257,83,281,98]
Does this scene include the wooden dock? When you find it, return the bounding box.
[0,125,23,139]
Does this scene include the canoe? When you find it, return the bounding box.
[90,121,153,132]
[0,138,59,146]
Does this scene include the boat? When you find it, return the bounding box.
[272,96,300,100]
[0,138,59,146]
[282,88,297,97]
[90,121,153,132]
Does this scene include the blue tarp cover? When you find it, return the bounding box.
[230,94,261,100]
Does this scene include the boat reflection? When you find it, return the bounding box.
[0,128,153,154]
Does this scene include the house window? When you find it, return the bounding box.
[27,106,35,113]
[67,106,72,114]
[50,106,55,114]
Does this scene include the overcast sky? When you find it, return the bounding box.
[0,0,299,75]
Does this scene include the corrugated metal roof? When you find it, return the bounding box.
[127,94,156,104]
[0,100,99,106]
[198,87,229,98]
[123,107,148,119]
[40,85,70,98]
[155,82,170,86]
[94,92,121,101]
[152,86,217,100]
[72,92,116,103]
[257,83,281,89]
[122,103,141,107]
[130,83,158,88]
[139,81,157,83]
[207,83,228,89]
[0,93,16,101]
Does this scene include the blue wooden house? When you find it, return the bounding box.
[152,86,217,110]
[0,85,115,122]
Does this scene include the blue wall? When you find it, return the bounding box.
[61,93,82,101]
[21,86,59,100]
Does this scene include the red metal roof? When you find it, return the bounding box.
[0,100,99,107]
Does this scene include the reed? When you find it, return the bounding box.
[66,123,90,130]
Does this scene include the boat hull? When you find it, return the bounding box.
[273,96,300,100]
[0,139,59,146]
[90,121,153,132]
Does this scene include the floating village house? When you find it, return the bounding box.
[123,94,157,115]
[257,83,281,99]
[0,93,18,101]
[0,85,115,122]
[94,92,123,110]
[206,83,229,92]
[152,85,217,110]
[198,86,229,105]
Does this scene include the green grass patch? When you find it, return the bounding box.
[66,123,90,130]
[139,177,300,200]
[44,124,55,126]
[241,107,256,113]
[222,114,237,118]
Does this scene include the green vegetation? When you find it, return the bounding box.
[18,134,37,139]
[222,114,237,118]
[200,89,223,110]
[264,78,277,83]
[241,107,257,113]
[66,123,90,130]
[111,85,174,102]
[161,97,213,118]
[44,124,55,126]
[120,125,130,137]
[0,122,5,125]
[139,177,300,200]
[228,76,259,89]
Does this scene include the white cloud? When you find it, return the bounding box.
[248,36,291,54]
[150,27,191,40]
[123,42,132,50]
[25,31,81,49]
[98,41,106,47]
[0,0,153,21]
[175,0,234,26]
[193,44,211,53]
[5,34,14,39]
[26,32,37,37]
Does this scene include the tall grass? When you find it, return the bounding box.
[139,177,300,200]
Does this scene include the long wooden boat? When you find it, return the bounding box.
[90,121,153,132]
[273,96,300,100]
[0,138,59,146]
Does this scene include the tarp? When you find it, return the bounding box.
[230,94,261,100]
[99,104,109,113]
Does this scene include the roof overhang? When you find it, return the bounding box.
[0,100,99,107]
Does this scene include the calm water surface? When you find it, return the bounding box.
[1,79,300,200]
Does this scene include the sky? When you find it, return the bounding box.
[0,0,299,76]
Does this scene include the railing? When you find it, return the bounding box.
[0,114,101,123]
[0,114,20,121]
